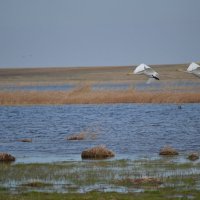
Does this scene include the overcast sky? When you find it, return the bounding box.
[0,0,200,68]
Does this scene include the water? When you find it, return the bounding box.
[1,81,200,92]
[92,83,130,90]
[0,104,200,163]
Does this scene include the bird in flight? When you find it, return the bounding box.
[128,63,159,84]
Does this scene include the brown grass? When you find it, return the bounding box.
[81,145,115,159]
[67,132,86,140]
[0,152,15,162]
[1,86,200,105]
[1,64,200,104]
[187,153,199,161]
[0,64,194,84]
[159,146,179,156]
[66,129,97,141]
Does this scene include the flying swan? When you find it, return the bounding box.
[128,63,159,84]
[184,62,200,78]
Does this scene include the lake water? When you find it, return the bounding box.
[1,81,200,92]
[0,104,200,163]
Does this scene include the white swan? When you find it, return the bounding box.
[128,63,159,84]
[186,62,200,78]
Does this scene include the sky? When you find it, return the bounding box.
[0,0,200,68]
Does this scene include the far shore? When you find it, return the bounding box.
[0,64,200,105]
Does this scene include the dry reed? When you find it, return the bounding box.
[187,153,199,161]
[159,146,179,156]
[67,132,85,140]
[81,145,115,159]
[0,152,15,162]
[1,87,200,105]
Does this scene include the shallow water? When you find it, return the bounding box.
[0,104,200,163]
[1,81,200,92]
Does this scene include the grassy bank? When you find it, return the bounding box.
[0,159,200,199]
[1,87,200,105]
[1,64,200,104]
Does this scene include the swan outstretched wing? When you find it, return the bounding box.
[187,62,200,72]
[134,64,149,74]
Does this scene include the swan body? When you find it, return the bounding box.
[133,63,159,83]
[186,62,200,78]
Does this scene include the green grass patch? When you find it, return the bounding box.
[0,159,200,195]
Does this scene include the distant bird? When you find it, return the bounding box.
[128,63,159,84]
[186,62,200,78]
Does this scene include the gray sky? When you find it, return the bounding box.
[0,0,200,68]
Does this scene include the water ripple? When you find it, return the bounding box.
[0,104,200,163]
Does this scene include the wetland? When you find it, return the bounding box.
[0,64,200,199]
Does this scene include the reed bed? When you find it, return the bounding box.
[1,86,200,105]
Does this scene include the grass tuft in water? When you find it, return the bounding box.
[81,145,115,159]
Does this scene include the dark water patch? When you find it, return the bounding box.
[135,81,200,92]
[0,104,200,163]
[92,83,131,90]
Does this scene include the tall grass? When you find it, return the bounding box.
[1,85,200,105]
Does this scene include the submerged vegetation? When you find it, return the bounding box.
[0,159,200,198]
[1,65,200,199]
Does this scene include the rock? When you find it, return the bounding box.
[0,152,15,162]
